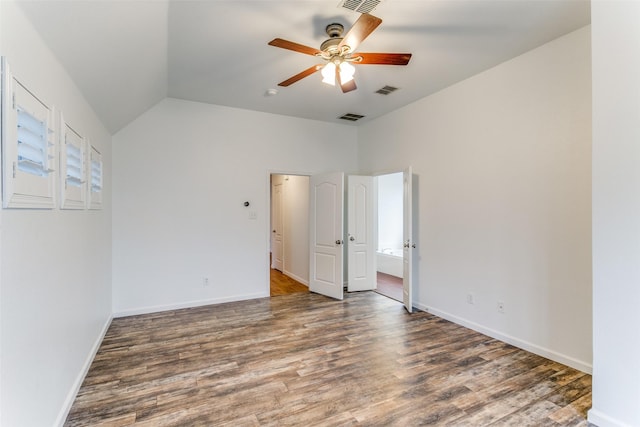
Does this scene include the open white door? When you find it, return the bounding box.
[347,175,376,291]
[271,175,284,271]
[403,167,414,313]
[309,172,344,300]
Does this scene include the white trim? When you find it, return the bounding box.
[415,302,593,374]
[587,409,633,427]
[2,59,57,209]
[59,113,86,210]
[54,314,113,427]
[266,169,314,296]
[282,269,309,286]
[87,144,102,210]
[113,292,268,318]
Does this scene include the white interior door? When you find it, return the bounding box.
[403,167,414,313]
[309,172,344,300]
[271,175,284,271]
[347,175,376,292]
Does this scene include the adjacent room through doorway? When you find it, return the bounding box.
[269,171,408,302]
[375,172,404,302]
[269,174,310,296]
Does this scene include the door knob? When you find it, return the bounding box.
[349,236,355,241]
[335,239,343,245]
[272,230,276,233]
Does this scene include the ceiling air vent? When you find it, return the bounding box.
[339,113,365,122]
[338,0,383,14]
[375,85,398,95]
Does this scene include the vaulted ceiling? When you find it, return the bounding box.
[17,0,590,134]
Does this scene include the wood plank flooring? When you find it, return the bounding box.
[376,272,403,302]
[270,268,308,296]
[65,292,592,426]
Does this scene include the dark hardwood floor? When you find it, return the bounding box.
[376,272,403,302]
[65,292,591,426]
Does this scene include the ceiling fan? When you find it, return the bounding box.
[268,13,412,93]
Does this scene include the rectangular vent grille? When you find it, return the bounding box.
[339,113,365,122]
[338,0,382,14]
[375,85,398,95]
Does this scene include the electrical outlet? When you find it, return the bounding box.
[497,301,505,313]
[466,293,475,305]
[203,277,210,287]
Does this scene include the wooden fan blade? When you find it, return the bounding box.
[340,79,357,93]
[336,67,357,93]
[356,52,412,65]
[278,64,323,87]
[338,14,382,53]
[268,38,323,56]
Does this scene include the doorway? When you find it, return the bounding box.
[374,172,404,302]
[269,173,310,296]
[270,266,307,296]
[268,170,415,311]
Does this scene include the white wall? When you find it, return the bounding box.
[283,175,309,285]
[589,2,640,426]
[358,26,592,372]
[0,2,112,426]
[112,98,357,315]
[377,172,403,251]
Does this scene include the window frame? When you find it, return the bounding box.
[59,113,86,210]
[1,58,57,209]
[87,144,103,210]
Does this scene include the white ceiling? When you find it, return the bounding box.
[17,0,590,134]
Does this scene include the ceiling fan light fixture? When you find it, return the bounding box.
[339,61,355,84]
[321,62,337,86]
[269,13,410,92]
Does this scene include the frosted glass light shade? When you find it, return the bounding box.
[321,62,336,85]
[339,61,355,83]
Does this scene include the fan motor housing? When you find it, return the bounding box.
[321,23,345,54]
[325,23,344,38]
[320,37,342,53]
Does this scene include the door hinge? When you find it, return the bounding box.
[12,92,16,110]
[12,161,16,178]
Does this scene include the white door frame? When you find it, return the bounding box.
[370,167,418,311]
[271,175,284,271]
[403,166,414,313]
[266,170,313,296]
[266,168,417,306]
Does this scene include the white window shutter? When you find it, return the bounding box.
[87,144,103,210]
[59,113,86,209]
[2,57,56,209]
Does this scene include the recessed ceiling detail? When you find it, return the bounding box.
[375,85,398,95]
[339,113,366,121]
[338,0,383,14]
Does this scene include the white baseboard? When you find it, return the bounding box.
[415,302,592,374]
[588,408,632,427]
[54,314,113,427]
[282,269,309,286]
[113,292,269,318]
